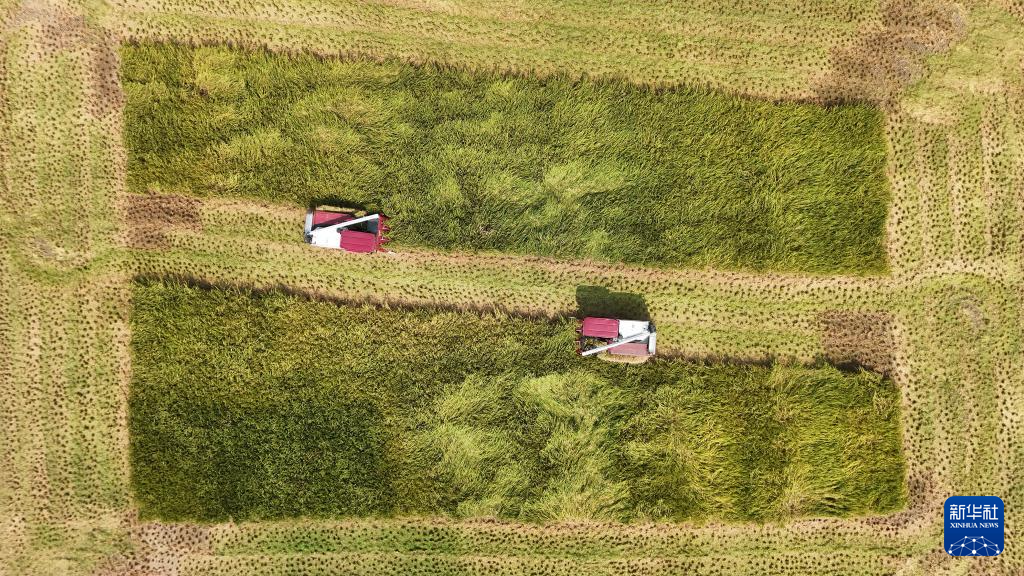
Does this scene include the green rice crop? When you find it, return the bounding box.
[121,43,890,273]
[129,280,906,523]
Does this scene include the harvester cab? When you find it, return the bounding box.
[303,206,391,253]
[577,317,656,360]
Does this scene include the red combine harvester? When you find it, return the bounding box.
[303,206,391,253]
[577,317,656,360]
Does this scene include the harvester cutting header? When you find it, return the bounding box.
[303,206,391,253]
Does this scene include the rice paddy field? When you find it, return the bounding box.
[130,280,905,524]
[122,43,890,273]
[2,0,1023,575]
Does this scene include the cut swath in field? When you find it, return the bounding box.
[129,280,906,523]
[122,43,891,274]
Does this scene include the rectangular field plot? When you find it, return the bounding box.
[122,43,890,274]
[130,281,906,522]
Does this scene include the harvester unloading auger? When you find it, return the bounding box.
[303,206,391,253]
[577,317,656,360]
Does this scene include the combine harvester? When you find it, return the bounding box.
[303,206,391,253]
[577,317,656,362]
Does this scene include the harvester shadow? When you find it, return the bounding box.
[575,285,650,321]
[307,197,374,214]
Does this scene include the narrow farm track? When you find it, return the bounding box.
[127,515,936,576]
[0,0,1022,575]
